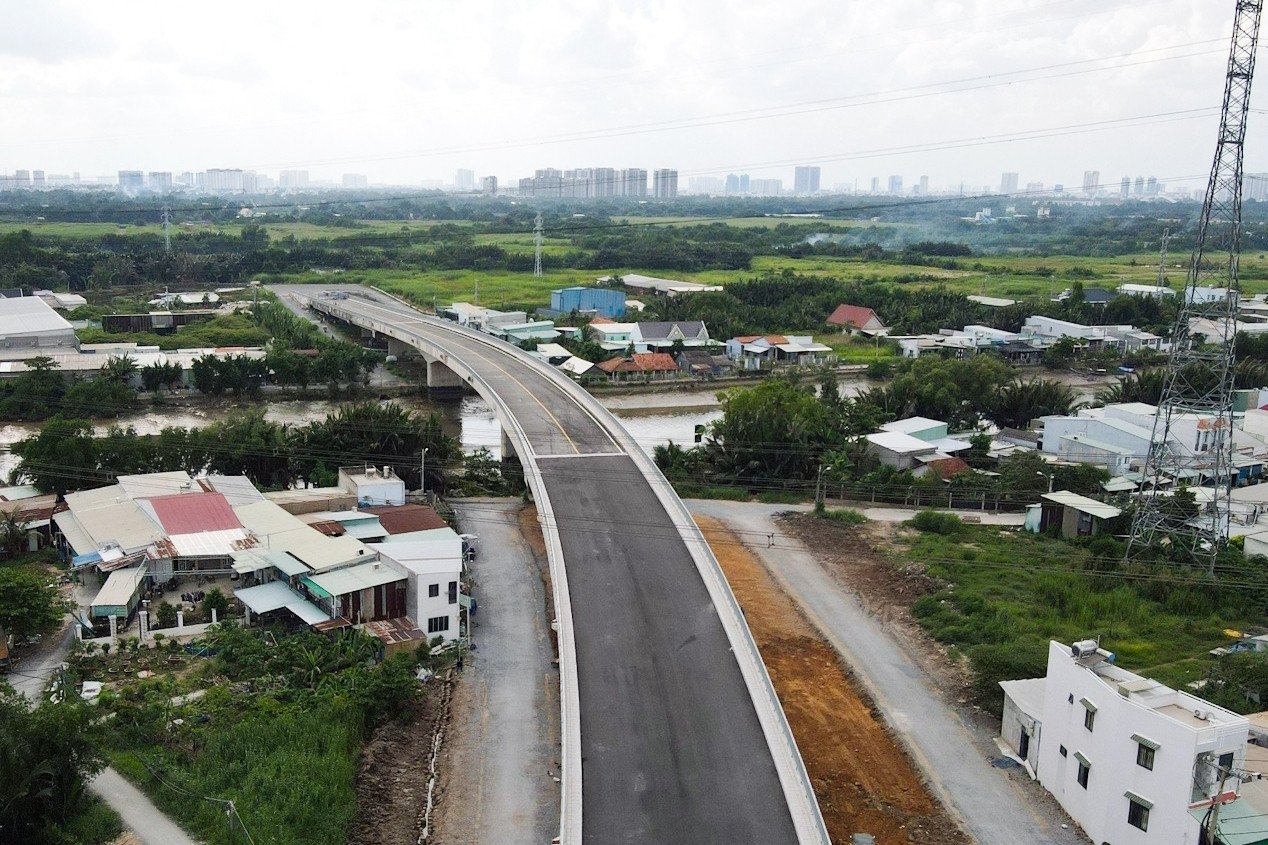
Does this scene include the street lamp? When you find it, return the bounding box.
[1036,470,1054,493]
[419,447,430,496]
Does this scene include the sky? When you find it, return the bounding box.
[0,0,1262,192]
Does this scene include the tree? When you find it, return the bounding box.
[0,567,65,638]
[706,379,835,480]
[1042,337,1077,370]
[13,416,99,494]
[202,587,229,618]
[156,601,177,629]
[0,511,30,558]
[992,378,1079,430]
[100,355,138,384]
[0,691,108,843]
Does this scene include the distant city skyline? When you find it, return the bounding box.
[0,1,1261,195]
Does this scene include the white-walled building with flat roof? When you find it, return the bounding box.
[1002,641,1249,845]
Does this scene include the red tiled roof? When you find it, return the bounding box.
[827,303,882,329]
[145,492,242,534]
[925,457,973,481]
[597,352,679,374]
[359,504,448,535]
[306,520,346,537]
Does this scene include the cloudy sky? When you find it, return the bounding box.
[0,0,1261,192]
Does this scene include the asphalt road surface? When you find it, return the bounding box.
[286,286,801,844]
[687,499,1086,845]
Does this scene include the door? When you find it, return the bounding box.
[1018,730,1030,761]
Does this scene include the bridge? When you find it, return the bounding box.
[284,285,828,844]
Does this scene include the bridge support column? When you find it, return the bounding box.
[425,357,465,398]
[386,338,414,358]
[500,427,516,459]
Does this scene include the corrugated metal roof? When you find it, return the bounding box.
[64,485,165,552]
[54,510,95,556]
[146,492,242,534]
[359,504,448,535]
[866,431,937,454]
[167,528,255,557]
[0,296,75,337]
[233,499,373,572]
[117,471,194,500]
[305,560,405,597]
[234,581,329,624]
[1041,491,1122,519]
[91,565,148,610]
[200,475,265,507]
[373,533,463,577]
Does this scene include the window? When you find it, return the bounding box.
[427,615,450,633]
[428,583,439,598]
[1059,745,1067,758]
[1077,761,1090,789]
[448,580,458,605]
[1084,708,1096,732]
[1136,744,1155,770]
[1128,799,1150,831]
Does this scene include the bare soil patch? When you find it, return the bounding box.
[348,690,447,845]
[780,513,974,702]
[696,516,970,845]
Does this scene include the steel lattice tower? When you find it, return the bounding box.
[1127,0,1263,570]
[533,210,544,278]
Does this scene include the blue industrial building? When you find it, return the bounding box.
[550,286,626,318]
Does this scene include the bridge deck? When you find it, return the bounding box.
[291,288,802,843]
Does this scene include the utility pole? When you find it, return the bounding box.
[533,210,543,278]
[1157,228,1171,288]
[419,447,429,496]
[162,205,171,255]
[1127,0,1262,570]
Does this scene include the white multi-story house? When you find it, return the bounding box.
[373,530,465,642]
[1002,641,1249,845]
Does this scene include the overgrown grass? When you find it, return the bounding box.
[756,489,807,504]
[56,796,123,845]
[112,704,360,845]
[896,525,1268,712]
[78,313,272,350]
[815,507,867,526]
[673,482,751,501]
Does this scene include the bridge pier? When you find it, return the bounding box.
[386,337,414,358]
[425,356,465,398]
[500,427,516,459]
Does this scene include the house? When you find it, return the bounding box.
[595,352,681,381]
[634,321,712,349]
[725,335,833,369]
[298,511,388,542]
[490,320,560,344]
[263,487,358,515]
[918,456,974,482]
[298,558,409,624]
[550,286,626,318]
[373,534,465,642]
[877,417,973,454]
[675,349,731,378]
[90,565,148,621]
[534,342,572,365]
[1001,640,1249,845]
[864,431,938,470]
[1118,283,1176,299]
[338,466,406,506]
[893,334,978,359]
[589,321,638,351]
[826,304,889,336]
[1051,287,1114,306]
[359,503,449,540]
[34,290,88,311]
[1026,491,1122,539]
[967,295,1017,308]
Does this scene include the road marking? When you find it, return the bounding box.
[534,452,627,460]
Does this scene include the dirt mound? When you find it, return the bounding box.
[696,516,970,845]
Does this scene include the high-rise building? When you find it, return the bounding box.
[14,170,30,185]
[1146,176,1158,196]
[481,175,498,194]
[279,170,309,189]
[203,168,245,193]
[117,170,144,192]
[918,175,930,196]
[177,172,196,187]
[793,165,820,195]
[1025,182,1045,193]
[738,173,750,194]
[653,169,678,199]
[31,170,45,188]
[1081,170,1100,194]
[1134,176,1145,196]
[887,175,903,195]
[1246,173,1268,202]
[342,173,368,188]
[148,172,173,191]
[454,169,475,191]
[687,176,724,195]
[725,173,741,194]
[750,178,782,196]
[1120,176,1131,198]
[620,168,647,197]
[592,167,617,197]
[870,176,881,194]
[1000,172,1020,195]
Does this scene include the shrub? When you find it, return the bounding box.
[156,601,177,629]
[968,641,1049,713]
[909,509,964,535]
[818,507,867,526]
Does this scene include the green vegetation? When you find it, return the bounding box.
[895,524,1268,712]
[0,562,66,638]
[908,509,965,535]
[13,401,460,493]
[0,688,119,844]
[814,507,868,526]
[84,624,442,845]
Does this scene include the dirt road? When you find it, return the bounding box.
[695,515,969,845]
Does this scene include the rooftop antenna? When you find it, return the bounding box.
[1127,0,1262,571]
[533,209,544,278]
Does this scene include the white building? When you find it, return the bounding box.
[373,531,464,641]
[0,295,80,358]
[1118,283,1176,299]
[338,466,406,507]
[1003,641,1249,845]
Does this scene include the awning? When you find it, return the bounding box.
[1131,733,1160,751]
[267,551,310,577]
[234,581,329,626]
[300,576,332,599]
[1124,790,1153,810]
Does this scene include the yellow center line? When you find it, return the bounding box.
[343,297,602,456]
